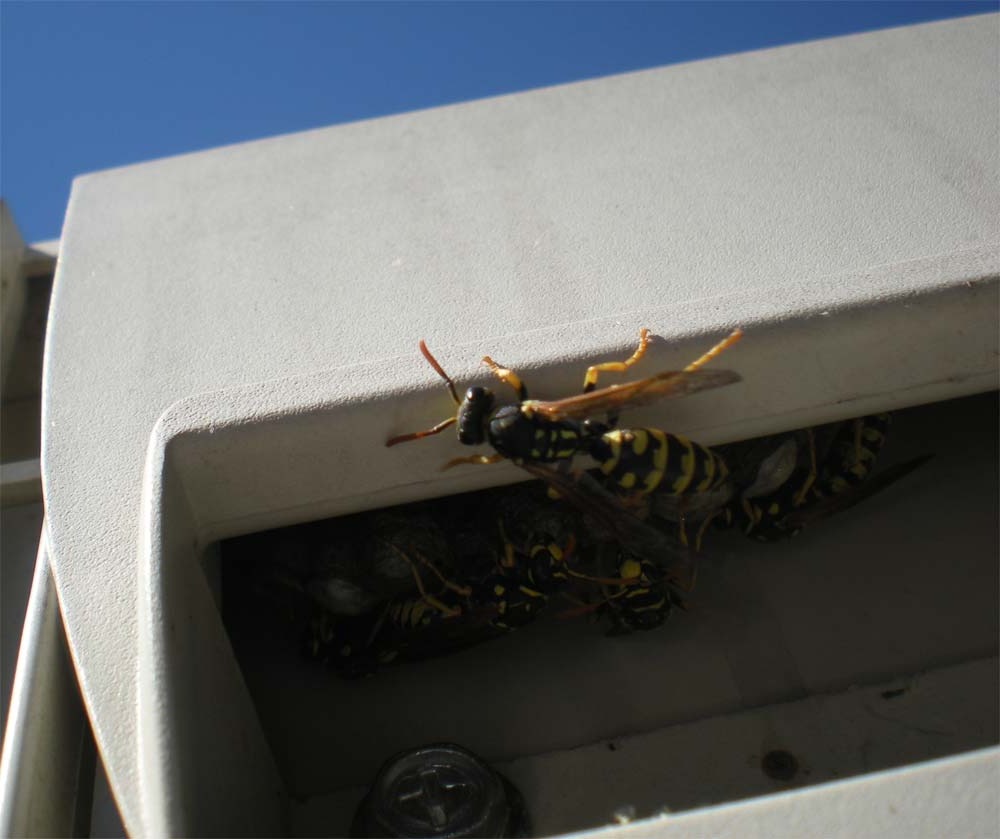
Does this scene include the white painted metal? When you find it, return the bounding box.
[39,14,1000,835]
[0,537,95,837]
[290,662,999,836]
[594,748,1000,839]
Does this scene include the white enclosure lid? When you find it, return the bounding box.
[42,15,998,833]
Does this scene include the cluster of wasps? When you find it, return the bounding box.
[240,329,925,678]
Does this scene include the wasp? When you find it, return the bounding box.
[717,414,929,541]
[303,585,482,678]
[551,543,691,636]
[302,547,492,678]
[305,467,692,676]
[515,461,705,643]
[386,329,742,488]
[780,415,931,532]
[601,556,687,634]
[304,498,589,677]
[304,546,578,677]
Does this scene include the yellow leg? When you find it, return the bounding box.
[852,418,864,467]
[414,553,472,599]
[481,356,527,400]
[497,520,517,569]
[384,543,468,616]
[670,562,698,594]
[442,453,506,470]
[682,328,743,373]
[694,511,719,553]
[678,516,691,548]
[583,328,651,393]
[568,570,644,586]
[793,428,818,506]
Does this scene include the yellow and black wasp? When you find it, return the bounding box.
[299,482,591,676]
[715,414,930,541]
[302,466,706,675]
[303,581,489,678]
[515,461,702,634]
[303,535,581,677]
[386,328,742,496]
[601,556,687,634]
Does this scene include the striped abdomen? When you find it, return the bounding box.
[816,414,891,496]
[386,594,459,631]
[589,427,729,497]
[474,573,548,631]
[725,468,813,540]
[724,413,893,540]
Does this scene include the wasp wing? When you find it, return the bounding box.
[517,461,697,583]
[781,454,933,530]
[526,368,740,421]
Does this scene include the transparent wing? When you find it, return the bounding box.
[527,368,741,421]
[516,461,697,581]
[781,455,932,530]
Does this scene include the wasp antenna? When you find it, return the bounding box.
[385,416,457,448]
[419,340,461,406]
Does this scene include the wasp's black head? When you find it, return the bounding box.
[456,386,495,445]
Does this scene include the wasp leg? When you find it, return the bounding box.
[669,559,699,594]
[561,537,643,587]
[481,356,528,400]
[682,328,744,373]
[442,453,506,470]
[568,569,644,586]
[364,603,391,647]
[583,328,651,393]
[853,418,864,468]
[557,581,635,619]
[411,546,472,599]
[384,543,467,617]
[579,554,646,589]
[792,428,818,506]
[497,520,517,569]
[693,510,720,553]
[557,600,605,619]
[532,533,576,569]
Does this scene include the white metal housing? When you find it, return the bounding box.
[38,15,999,835]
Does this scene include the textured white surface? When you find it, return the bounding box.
[42,15,999,834]
[606,748,1000,839]
[288,659,998,836]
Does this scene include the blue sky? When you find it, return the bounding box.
[1,1,994,242]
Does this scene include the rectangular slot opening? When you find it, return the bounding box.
[214,392,998,837]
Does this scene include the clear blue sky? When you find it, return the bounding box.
[1,1,994,242]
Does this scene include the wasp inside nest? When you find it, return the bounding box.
[222,329,928,679]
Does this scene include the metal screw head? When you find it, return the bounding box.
[355,743,521,838]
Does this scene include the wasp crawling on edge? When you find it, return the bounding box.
[386,327,743,493]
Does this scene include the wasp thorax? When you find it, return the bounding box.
[457,386,495,445]
[581,418,610,437]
